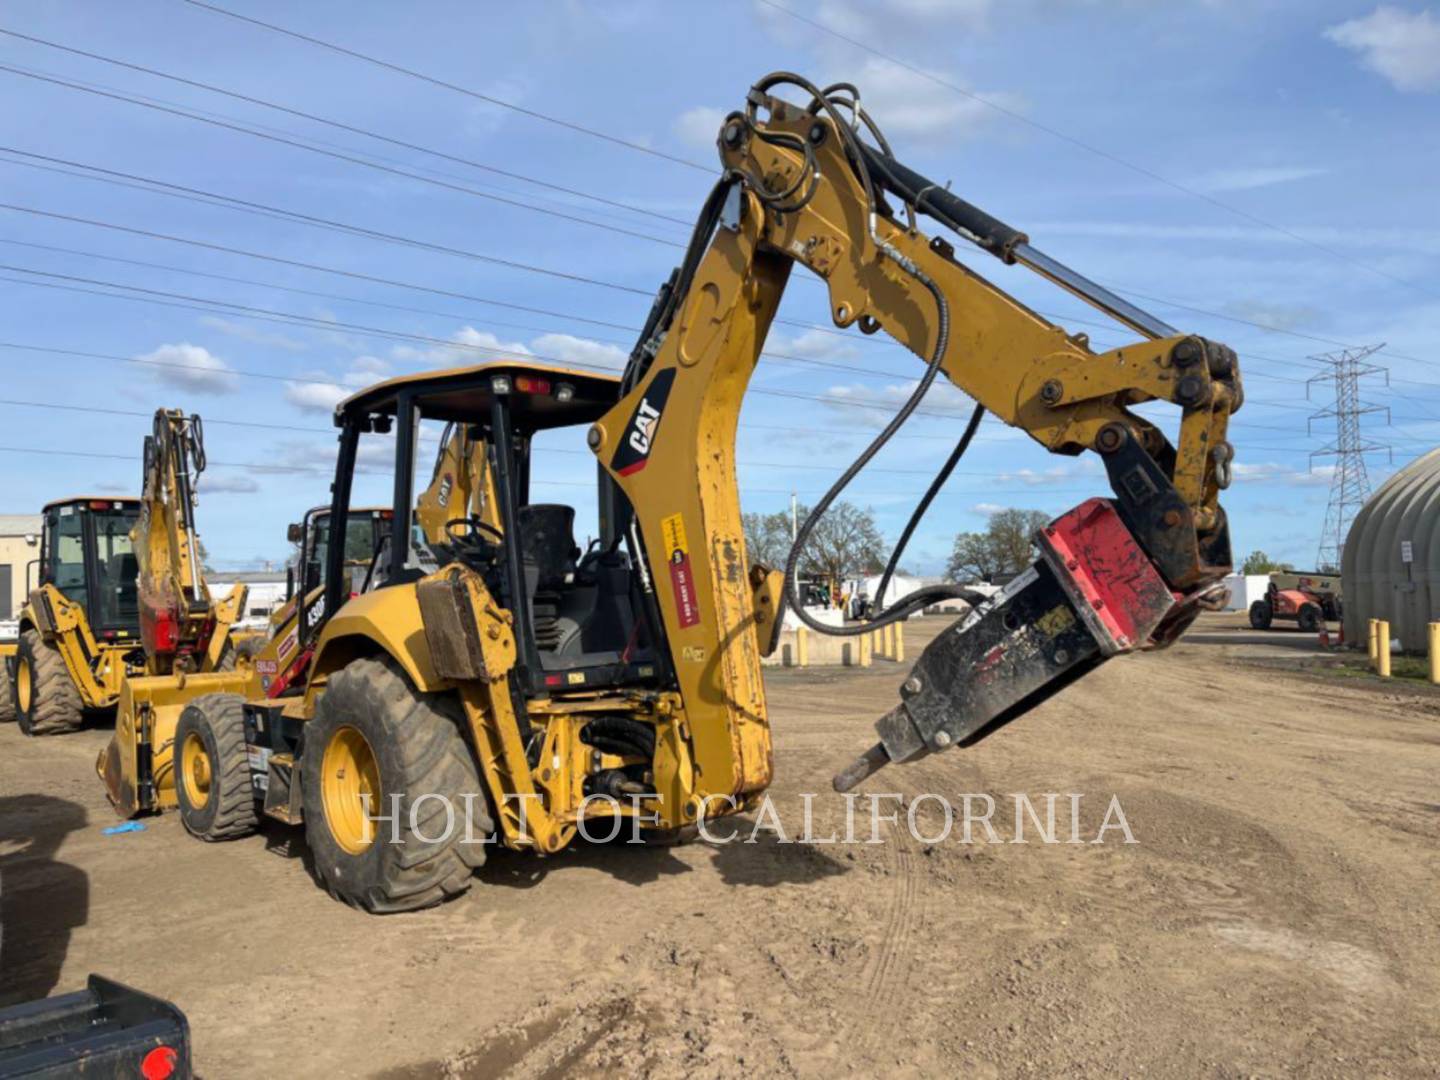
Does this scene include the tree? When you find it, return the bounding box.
[945,508,1051,583]
[741,510,793,568]
[794,502,888,590]
[1241,550,1294,575]
[743,502,889,589]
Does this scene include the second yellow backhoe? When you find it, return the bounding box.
[101,72,1241,914]
[7,411,253,735]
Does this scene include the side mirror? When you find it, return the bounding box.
[285,566,295,602]
[286,522,303,544]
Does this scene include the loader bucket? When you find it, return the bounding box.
[98,670,251,817]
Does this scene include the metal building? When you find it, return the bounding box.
[1341,448,1440,652]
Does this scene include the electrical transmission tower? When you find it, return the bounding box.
[1308,344,1390,572]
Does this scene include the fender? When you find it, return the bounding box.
[303,584,448,710]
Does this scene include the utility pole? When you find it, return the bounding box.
[1308,344,1390,572]
[790,490,798,542]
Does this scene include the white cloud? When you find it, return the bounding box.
[394,327,534,368]
[391,326,625,375]
[674,106,729,149]
[135,343,238,395]
[997,464,1095,487]
[197,316,308,352]
[1232,461,1335,486]
[769,328,860,362]
[839,57,1023,139]
[822,378,976,419]
[1325,6,1440,92]
[1194,165,1327,193]
[973,502,1007,516]
[1221,300,1323,332]
[196,473,260,494]
[530,333,626,372]
[284,381,350,414]
[284,355,392,414]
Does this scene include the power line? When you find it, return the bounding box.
[0,396,1044,479]
[1,150,1403,387]
[1,264,1340,431]
[0,235,929,385]
[755,0,1437,303]
[7,25,1419,380]
[0,27,693,229]
[0,146,653,296]
[0,440,1098,501]
[0,198,1350,393]
[0,63,684,249]
[180,0,710,172]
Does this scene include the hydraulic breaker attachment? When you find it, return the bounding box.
[834,499,1201,792]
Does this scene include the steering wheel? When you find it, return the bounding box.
[447,516,504,545]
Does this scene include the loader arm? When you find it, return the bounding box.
[592,74,1240,801]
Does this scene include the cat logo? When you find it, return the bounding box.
[629,400,661,455]
[610,368,676,477]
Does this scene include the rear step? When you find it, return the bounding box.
[0,974,191,1078]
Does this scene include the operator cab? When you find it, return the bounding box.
[284,505,392,602]
[35,497,142,642]
[327,363,665,697]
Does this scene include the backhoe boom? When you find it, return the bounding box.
[593,74,1241,795]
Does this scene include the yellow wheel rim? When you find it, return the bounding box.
[15,658,32,713]
[181,731,212,809]
[322,726,381,855]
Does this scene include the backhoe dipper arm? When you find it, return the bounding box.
[593,74,1241,806]
[133,410,243,672]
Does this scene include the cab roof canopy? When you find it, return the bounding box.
[42,496,140,511]
[336,361,621,432]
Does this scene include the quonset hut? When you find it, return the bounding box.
[1341,448,1440,652]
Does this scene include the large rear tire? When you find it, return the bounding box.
[301,656,493,913]
[0,657,15,724]
[1248,600,1273,631]
[174,693,259,841]
[14,629,83,736]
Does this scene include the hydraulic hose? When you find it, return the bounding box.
[871,402,984,616]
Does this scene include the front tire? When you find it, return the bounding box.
[301,656,493,913]
[174,693,259,841]
[1248,600,1273,631]
[14,629,83,736]
[1297,604,1322,633]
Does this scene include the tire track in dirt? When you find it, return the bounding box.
[854,798,926,1056]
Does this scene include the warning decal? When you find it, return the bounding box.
[660,512,700,628]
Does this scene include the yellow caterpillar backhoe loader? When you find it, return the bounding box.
[7,410,253,737]
[105,72,1240,913]
[7,497,143,735]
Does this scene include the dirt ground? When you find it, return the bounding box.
[2,611,1437,1078]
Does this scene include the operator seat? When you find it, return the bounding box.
[517,504,580,651]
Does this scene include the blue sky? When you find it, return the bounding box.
[2,0,1437,573]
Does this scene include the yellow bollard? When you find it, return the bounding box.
[1430,622,1440,685]
[894,620,905,663]
[1376,620,1391,678]
[1368,618,1378,663]
[882,622,895,660]
[796,626,809,668]
[859,632,872,668]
